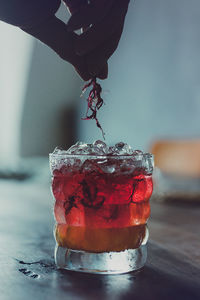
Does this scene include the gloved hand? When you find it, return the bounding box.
[22,0,130,81]
[65,0,130,77]
[21,15,92,81]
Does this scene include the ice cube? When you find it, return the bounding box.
[102,165,116,173]
[67,142,93,155]
[98,159,116,173]
[52,147,67,155]
[134,150,143,155]
[110,142,134,155]
[54,141,139,157]
[70,158,83,171]
[132,150,143,160]
[81,159,103,173]
[143,153,154,174]
[66,142,85,154]
[108,146,115,155]
[118,159,136,174]
[93,140,109,155]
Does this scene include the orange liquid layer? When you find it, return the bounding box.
[55,224,146,253]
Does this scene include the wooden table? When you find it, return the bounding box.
[0,180,200,300]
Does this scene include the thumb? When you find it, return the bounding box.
[66,0,115,31]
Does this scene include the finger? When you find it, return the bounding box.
[74,57,91,81]
[67,0,115,31]
[75,66,91,81]
[57,31,90,81]
[74,0,130,56]
[96,23,124,62]
[22,15,91,81]
[63,0,88,15]
[97,63,108,80]
[70,50,92,81]
[67,36,91,80]
[86,24,124,78]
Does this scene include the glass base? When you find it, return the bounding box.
[55,244,147,274]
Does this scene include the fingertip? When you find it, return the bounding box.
[75,68,91,81]
[98,73,108,80]
[81,73,91,81]
[98,64,108,80]
[88,68,107,79]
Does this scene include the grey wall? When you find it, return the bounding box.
[20,40,81,157]
[78,0,200,150]
[20,4,82,157]
[0,21,33,166]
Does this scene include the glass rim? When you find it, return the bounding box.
[49,152,153,160]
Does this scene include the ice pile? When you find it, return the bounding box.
[54,140,139,156]
[50,141,154,175]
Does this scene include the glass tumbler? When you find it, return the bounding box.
[49,151,154,274]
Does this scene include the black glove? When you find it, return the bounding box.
[21,15,91,81]
[66,0,130,77]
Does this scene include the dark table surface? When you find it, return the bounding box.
[0,180,200,300]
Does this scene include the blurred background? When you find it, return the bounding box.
[1,0,200,191]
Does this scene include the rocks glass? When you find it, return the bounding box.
[50,143,153,274]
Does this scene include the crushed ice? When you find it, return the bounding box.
[50,141,154,175]
[52,140,138,156]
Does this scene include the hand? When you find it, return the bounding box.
[65,0,130,78]
[22,0,130,81]
[21,16,91,81]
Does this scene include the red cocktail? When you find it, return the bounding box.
[50,142,154,274]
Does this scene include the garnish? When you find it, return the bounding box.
[81,77,105,139]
